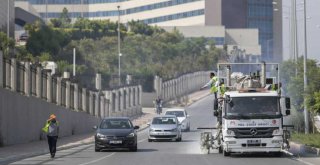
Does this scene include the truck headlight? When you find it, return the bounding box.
[272,129,282,136]
[226,130,235,136]
[96,133,106,139]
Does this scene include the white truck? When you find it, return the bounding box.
[199,63,292,157]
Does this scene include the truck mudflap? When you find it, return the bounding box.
[223,136,283,153]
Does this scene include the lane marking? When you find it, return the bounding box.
[138,138,148,143]
[78,152,116,165]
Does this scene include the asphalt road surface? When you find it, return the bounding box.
[10,96,310,165]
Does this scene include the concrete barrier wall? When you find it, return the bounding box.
[142,71,210,107]
[0,88,100,146]
[0,52,143,146]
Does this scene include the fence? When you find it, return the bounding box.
[0,52,142,118]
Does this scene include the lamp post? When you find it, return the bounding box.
[117,5,122,86]
[303,0,309,134]
[7,0,10,38]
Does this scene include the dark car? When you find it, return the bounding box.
[94,117,140,152]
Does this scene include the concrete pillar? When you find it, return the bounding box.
[0,51,3,88]
[24,62,30,96]
[226,65,231,87]
[74,83,79,111]
[89,91,94,115]
[261,62,266,87]
[95,73,101,90]
[47,71,52,102]
[125,88,130,116]
[56,77,62,106]
[100,95,105,118]
[5,59,10,89]
[82,88,87,112]
[65,80,71,109]
[105,99,110,118]
[115,90,120,112]
[10,58,16,91]
[95,92,100,117]
[36,66,41,98]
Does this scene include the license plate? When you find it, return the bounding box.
[247,140,261,144]
[109,140,122,144]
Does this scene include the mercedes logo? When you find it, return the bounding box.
[250,128,258,136]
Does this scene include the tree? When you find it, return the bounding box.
[0,32,15,57]
[60,8,71,28]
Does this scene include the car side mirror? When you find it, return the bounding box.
[134,126,140,130]
[285,97,291,109]
[285,110,290,115]
[93,125,98,130]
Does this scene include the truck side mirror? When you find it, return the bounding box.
[285,110,290,115]
[285,98,291,109]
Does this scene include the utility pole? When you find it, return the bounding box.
[7,0,10,38]
[292,0,299,76]
[117,5,122,86]
[73,48,76,77]
[303,0,309,134]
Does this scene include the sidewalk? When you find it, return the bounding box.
[0,89,210,165]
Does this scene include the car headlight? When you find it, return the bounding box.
[226,130,235,136]
[96,133,106,139]
[127,132,135,137]
[272,129,282,136]
[171,128,178,132]
[149,128,155,132]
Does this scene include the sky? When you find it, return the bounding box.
[282,0,320,62]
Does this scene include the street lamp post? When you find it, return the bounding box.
[117,6,122,86]
[7,0,10,38]
[303,0,309,134]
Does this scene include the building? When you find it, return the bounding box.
[163,26,261,63]
[0,0,15,38]
[21,0,281,62]
[209,0,283,62]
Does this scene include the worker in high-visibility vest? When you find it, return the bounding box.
[42,114,59,158]
[200,72,218,100]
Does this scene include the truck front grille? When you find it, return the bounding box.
[230,127,278,139]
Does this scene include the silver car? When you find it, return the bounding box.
[148,115,182,142]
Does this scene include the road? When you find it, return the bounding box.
[10,96,310,165]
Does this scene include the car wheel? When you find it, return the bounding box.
[130,146,138,152]
[148,139,152,142]
[223,150,230,156]
[95,145,101,152]
[176,136,182,142]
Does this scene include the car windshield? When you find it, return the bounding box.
[226,97,280,119]
[100,119,133,129]
[165,111,185,117]
[152,117,177,125]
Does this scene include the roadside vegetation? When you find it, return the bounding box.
[11,8,227,89]
[291,133,320,148]
[281,58,320,134]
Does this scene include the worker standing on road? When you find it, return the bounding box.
[42,114,59,158]
[200,72,218,99]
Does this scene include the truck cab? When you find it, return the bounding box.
[220,89,290,156]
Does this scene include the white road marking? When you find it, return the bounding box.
[138,138,148,143]
[78,152,116,165]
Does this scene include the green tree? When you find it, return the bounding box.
[0,32,15,57]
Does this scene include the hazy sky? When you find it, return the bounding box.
[282,0,320,62]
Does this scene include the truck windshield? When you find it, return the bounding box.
[226,97,280,119]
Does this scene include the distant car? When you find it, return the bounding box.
[19,34,28,41]
[148,115,182,142]
[165,108,190,131]
[94,117,140,152]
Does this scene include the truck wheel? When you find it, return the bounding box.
[223,150,230,156]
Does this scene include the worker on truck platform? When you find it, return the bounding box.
[218,79,226,97]
[200,72,219,99]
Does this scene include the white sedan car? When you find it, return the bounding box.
[165,108,190,131]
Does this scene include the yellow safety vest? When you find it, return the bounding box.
[210,76,218,93]
[219,84,226,95]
